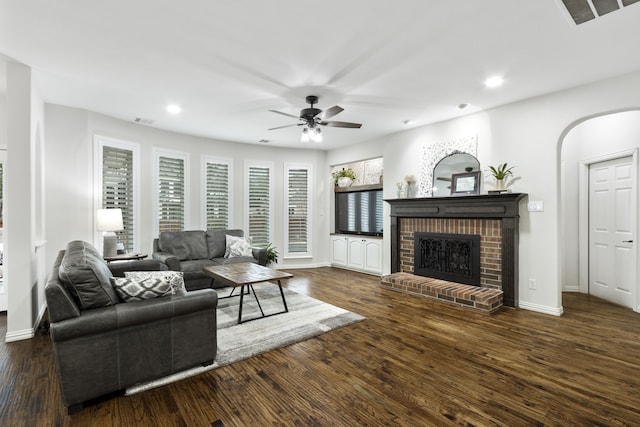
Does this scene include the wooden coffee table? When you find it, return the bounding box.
[202,262,293,324]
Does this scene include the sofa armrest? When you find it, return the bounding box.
[252,247,268,266]
[107,259,168,277]
[152,251,181,271]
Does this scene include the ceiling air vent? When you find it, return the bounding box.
[133,117,155,125]
[559,0,640,25]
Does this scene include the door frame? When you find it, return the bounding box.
[578,148,639,311]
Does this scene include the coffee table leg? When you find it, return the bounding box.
[277,280,288,313]
[238,285,245,324]
[249,284,265,317]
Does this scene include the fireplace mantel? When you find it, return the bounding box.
[386,193,527,307]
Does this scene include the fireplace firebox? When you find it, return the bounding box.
[414,232,481,286]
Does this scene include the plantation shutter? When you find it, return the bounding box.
[102,146,134,252]
[206,162,230,230]
[287,168,309,254]
[248,165,270,247]
[158,156,185,232]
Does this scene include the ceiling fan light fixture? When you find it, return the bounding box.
[301,126,322,142]
[311,127,322,142]
[301,127,311,142]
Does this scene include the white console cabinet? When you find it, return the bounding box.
[330,234,382,275]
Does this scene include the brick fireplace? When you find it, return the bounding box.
[387,193,527,307]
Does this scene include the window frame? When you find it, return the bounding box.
[93,135,140,252]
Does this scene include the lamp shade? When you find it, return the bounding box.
[96,208,123,232]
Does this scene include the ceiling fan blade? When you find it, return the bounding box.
[320,120,362,129]
[269,109,300,119]
[322,105,344,120]
[267,123,302,130]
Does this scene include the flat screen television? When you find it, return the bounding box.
[335,189,384,236]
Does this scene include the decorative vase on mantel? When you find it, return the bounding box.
[406,182,416,198]
[495,178,506,191]
[337,177,353,188]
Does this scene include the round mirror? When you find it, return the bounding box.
[432,151,480,197]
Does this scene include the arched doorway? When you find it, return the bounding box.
[560,110,640,311]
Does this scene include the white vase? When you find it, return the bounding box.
[337,177,353,187]
[495,178,506,191]
[406,182,416,197]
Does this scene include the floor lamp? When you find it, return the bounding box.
[97,208,123,257]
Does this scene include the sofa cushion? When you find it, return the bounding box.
[124,271,186,293]
[110,277,173,302]
[225,234,253,258]
[159,230,208,261]
[206,229,243,259]
[58,240,120,310]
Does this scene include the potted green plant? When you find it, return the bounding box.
[264,242,279,265]
[488,163,516,190]
[332,168,356,187]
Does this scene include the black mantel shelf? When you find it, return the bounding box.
[385,193,528,307]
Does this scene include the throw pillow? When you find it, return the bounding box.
[110,277,173,302]
[124,271,186,293]
[58,240,120,310]
[224,235,253,258]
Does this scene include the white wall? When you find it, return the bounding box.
[5,61,47,341]
[44,106,330,275]
[561,110,640,291]
[327,71,640,316]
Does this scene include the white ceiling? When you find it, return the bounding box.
[2,0,640,150]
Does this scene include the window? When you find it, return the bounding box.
[245,161,273,248]
[95,136,139,252]
[202,157,232,230]
[285,164,312,257]
[155,149,189,234]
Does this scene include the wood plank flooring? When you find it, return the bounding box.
[1,267,640,426]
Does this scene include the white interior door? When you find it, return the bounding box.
[588,155,637,309]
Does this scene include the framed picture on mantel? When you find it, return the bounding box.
[451,171,481,196]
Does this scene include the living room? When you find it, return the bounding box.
[2,1,640,424]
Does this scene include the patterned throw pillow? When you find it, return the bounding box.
[224,235,253,258]
[124,271,186,293]
[110,277,173,302]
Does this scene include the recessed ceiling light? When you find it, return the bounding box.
[457,103,469,110]
[259,139,270,143]
[402,120,414,125]
[166,104,182,114]
[484,76,504,88]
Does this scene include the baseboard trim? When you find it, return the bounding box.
[519,301,564,316]
[562,285,580,292]
[4,303,47,343]
[5,328,35,343]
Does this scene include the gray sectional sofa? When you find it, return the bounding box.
[152,229,267,290]
[45,240,218,413]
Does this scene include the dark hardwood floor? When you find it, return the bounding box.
[1,267,640,426]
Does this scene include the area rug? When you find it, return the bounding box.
[126,283,365,395]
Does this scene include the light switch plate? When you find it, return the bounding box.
[528,201,544,212]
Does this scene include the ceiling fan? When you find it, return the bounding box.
[268,95,362,142]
